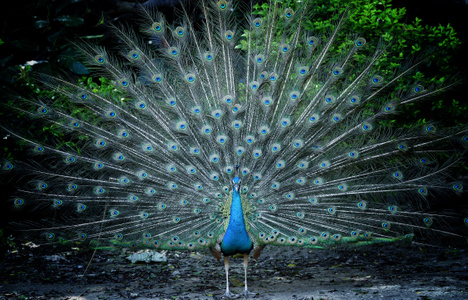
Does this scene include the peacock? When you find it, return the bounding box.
[1,0,467,298]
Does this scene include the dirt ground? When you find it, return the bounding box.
[1,242,467,300]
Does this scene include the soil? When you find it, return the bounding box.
[0,242,467,300]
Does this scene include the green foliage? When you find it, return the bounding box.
[2,66,122,160]
[243,0,464,127]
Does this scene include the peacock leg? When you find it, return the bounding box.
[243,254,255,297]
[224,256,235,297]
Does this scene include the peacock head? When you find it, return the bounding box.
[232,177,240,192]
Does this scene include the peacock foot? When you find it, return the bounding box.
[242,289,256,298]
[222,291,238,299]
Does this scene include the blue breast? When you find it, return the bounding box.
[221,187,253,256]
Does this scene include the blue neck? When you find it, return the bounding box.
[221,187,253,256]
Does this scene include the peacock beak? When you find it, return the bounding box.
[233,183,239,192]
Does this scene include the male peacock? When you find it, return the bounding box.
[1,0,467,298]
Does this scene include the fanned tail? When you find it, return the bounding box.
[1,0,467,252]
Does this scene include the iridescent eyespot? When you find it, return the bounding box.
[177,121,187,131]
[314,178,323,185]
[64,156,76,164]
[232,104,241,113]
[262,96,272,106]
[325,95,335,104]
[318,160,329,168]
[251,81,259,90]
[332,114,341,122]
[168,47,179,57]
[167,98,176,106]
[453,184,463,191]
[418,187,428,195]
[296,177,306,184]
[293,140,303,148]
[259,126,269,135]
[307,36,318,46]
[37,106,48,114]
[212,109,223,119]
[14,198,24,207]
[290,91,299,100]
[362,123,372,131]
[68,120,80,128]
[270,72,277,81]
[280,117,290,127]
[142,187,155,196]
[37,182,48,190]
[245,135,255,144]
[94,54,105,64]
[371,75,383,84]
[271,182,280,190]
[309,197,319,204]
[185,73,196,83]
[95,139,106,148]
[203,51,214,62]
[271,143,281,152]
[224,30,234,41]
[423,217,433,227]
[152,22,163,32]
[119,176,130,184]
[255,54,265,64]
[309,114,319,123]
[2,162,13,171]
[224,95,233,104]
[210,154,219,163]
[168,142,178,151]
[355,37,366,47]
[174,26,185,37]
[152,74,163,83]
[217,135,227,144]
[425,124,436,132]
[113,153,125,161]
[349,95,360,104]
[120,79,129,87]
[210,172,219,181]
[202,125,212,135]
[276,160,285,169]
[128,50,139,60]
[297,160,308,169]
[217,0,228,10]
[397,143,408,151]
[192,106,201,114]
[384,103,395,112]
[284,8,294,19]
[190,147,200,155]
[76,203,87,212]
[253,18,262,28]
[414,85,424,93]
[142,143,153,152]
[252,149,262,158]
[332,67,342,76]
